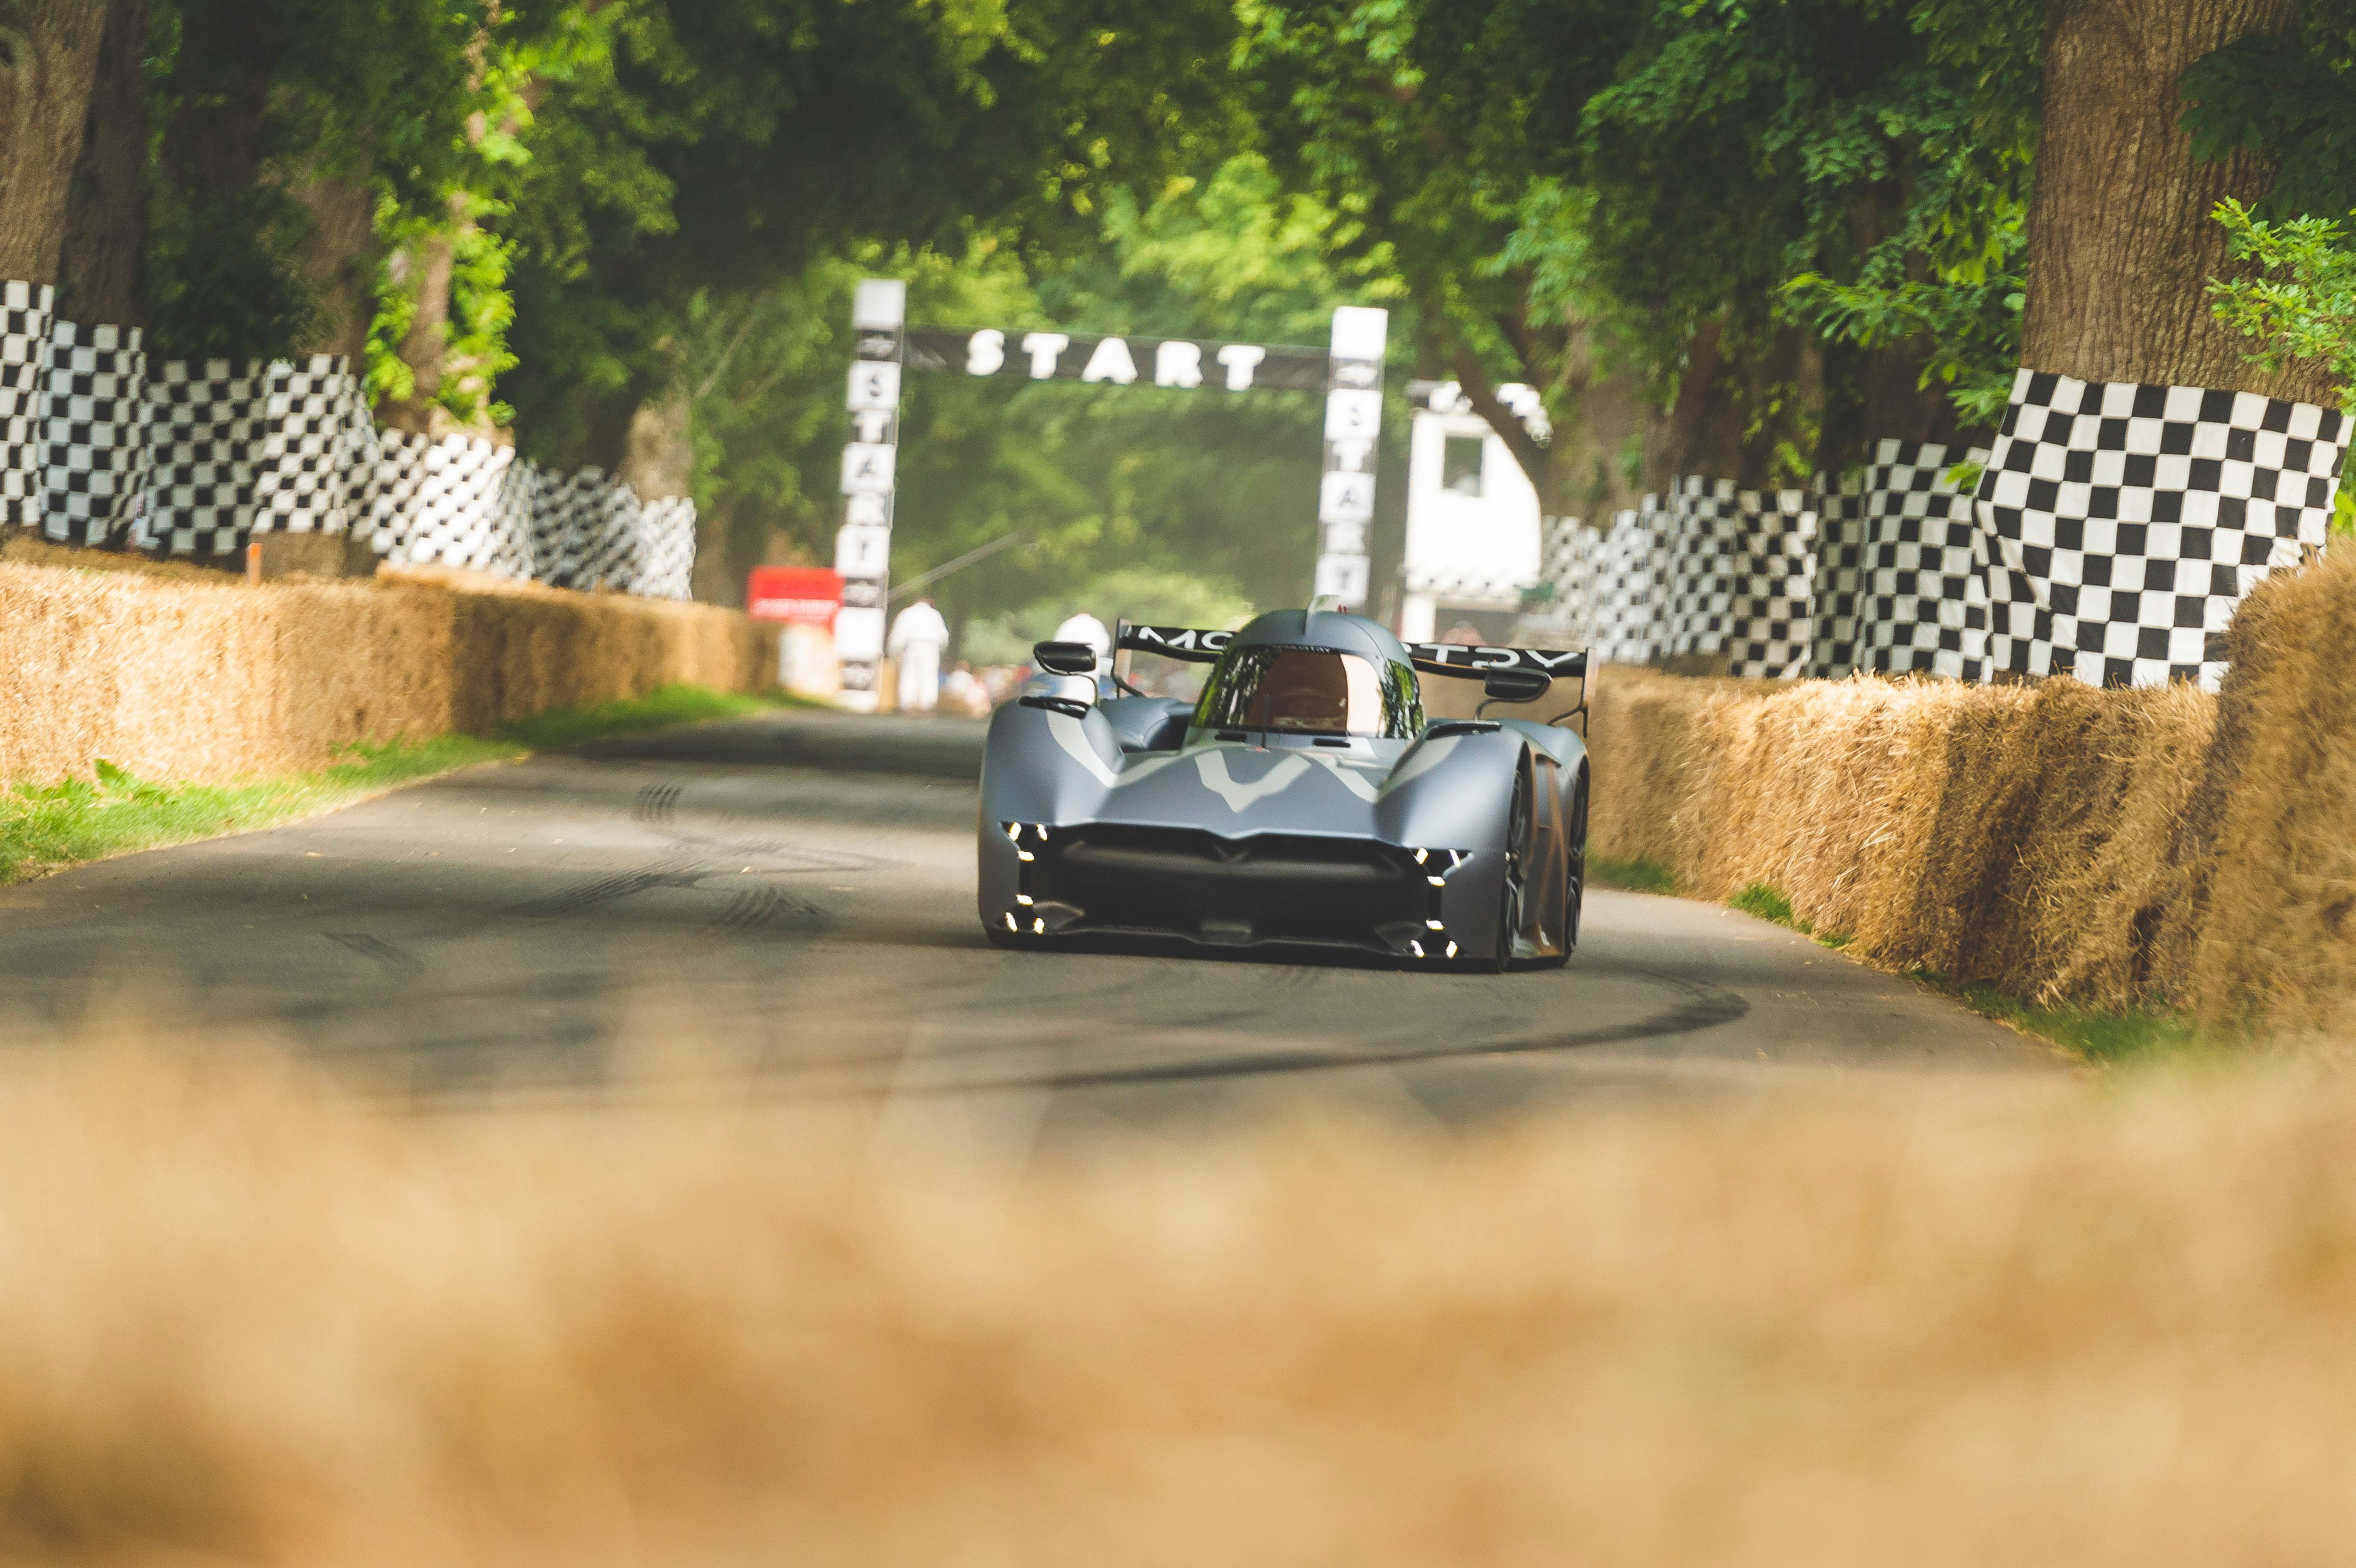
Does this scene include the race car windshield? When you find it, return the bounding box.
[1193,647,1420,739]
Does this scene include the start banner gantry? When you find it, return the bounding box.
[829,281,1389,709]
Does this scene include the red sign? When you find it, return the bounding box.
[747,567,843,627]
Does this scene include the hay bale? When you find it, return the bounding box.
[0,558,777,785]
[1587,662,2218,1012]
[2183,548,2356,1031]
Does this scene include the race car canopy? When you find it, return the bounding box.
[1405,643,1588,679]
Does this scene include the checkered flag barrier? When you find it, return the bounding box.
[591,474,645,590]
[1651,478,1743,659]
[1584,508,1656,665]
[1723,487,1818,679]
[368,428,430,561]
[638,496,697,600]
[382,434,519,573]
[1976,370,2348,690]
[1645,477,1820,676]
[528,463,588,588]
[137,360,264,556]
[39,320,148,547]
[1809,472,1865,677]
[1,280,52,528]
[254,356,375,537]
[1851,439,1993,681]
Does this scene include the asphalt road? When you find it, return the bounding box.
[0,711,2057,1123]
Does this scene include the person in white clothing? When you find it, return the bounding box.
[1051,611,1113,693]
[888,598,951,713]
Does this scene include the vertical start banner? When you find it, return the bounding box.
[1315,306,1388,611]
[834,279,905,710]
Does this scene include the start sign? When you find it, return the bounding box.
[747,566,843,627]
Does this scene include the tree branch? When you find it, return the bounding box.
[1448,337,1560,518]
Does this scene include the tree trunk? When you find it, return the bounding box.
[2019,0,2329,403]
[617,380,691,499]
[378,223,458,437]
[290,172,378,360]
[1651,320,1746,488]
[52,0,144,324]
[1823,336,1990,469]
[0,0,108,287]
[1552,339,1653,520]
[1647,321,1819,491]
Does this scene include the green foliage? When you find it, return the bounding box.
[496,684,795,751]
[1912,974,2205,1065]
[2209,201,2356,405]
[1730,879,1853,948]
[1,686,791,885]
[2,737,512,885]
[141,0,497,362]
[2183,7,2356,223]
[1588,855,1677,896]
[1730,881,1797,925]
[1239,0,2047,484]
[500,0,1248,462]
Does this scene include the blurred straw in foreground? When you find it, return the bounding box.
[2,1037,2354,1567]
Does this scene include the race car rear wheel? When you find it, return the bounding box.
[1536,773,1587,970]
[1494,754,1534,972]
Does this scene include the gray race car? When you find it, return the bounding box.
[977,608,1589,970]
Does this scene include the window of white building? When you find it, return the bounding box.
[1441,435,1485,497]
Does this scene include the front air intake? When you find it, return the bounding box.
[1027,825,1430,953]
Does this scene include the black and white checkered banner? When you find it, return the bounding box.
[1,280,51,529]
[1813,439,1992,682]
[1643,478,1818,677]
[39,319,147,546]
[1976,370,2347,690]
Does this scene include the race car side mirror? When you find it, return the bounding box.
[1033,641,1100,676]
[1481,667,1552,704]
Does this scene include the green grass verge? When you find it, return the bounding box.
[1908,975,2204,1065]
[1725,878,2200,1063]
[1,684,793,885]
[498,684,802,750]
[1589,854,1679,895]
[1730,880,1853,950]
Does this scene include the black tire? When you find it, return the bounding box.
[1494,755,1533,972]
[1536,776,1587,970]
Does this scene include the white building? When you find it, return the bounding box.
[1394,381,1550,644]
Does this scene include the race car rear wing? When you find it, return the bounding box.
[1117,623,1234,663]
[1116,621,1592,731]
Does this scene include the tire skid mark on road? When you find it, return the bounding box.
[322,932,426,978]
[504,857,707,919]
[705,884,828,934]
[737,967,1751,1097]
[630,776,884,874]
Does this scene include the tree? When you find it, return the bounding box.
[0,0,109,289]
[52,0,145,325]
[2020,0,2331,402]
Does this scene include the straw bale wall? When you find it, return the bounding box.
[0,559,776,785]
[1585,547,2356,1036]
